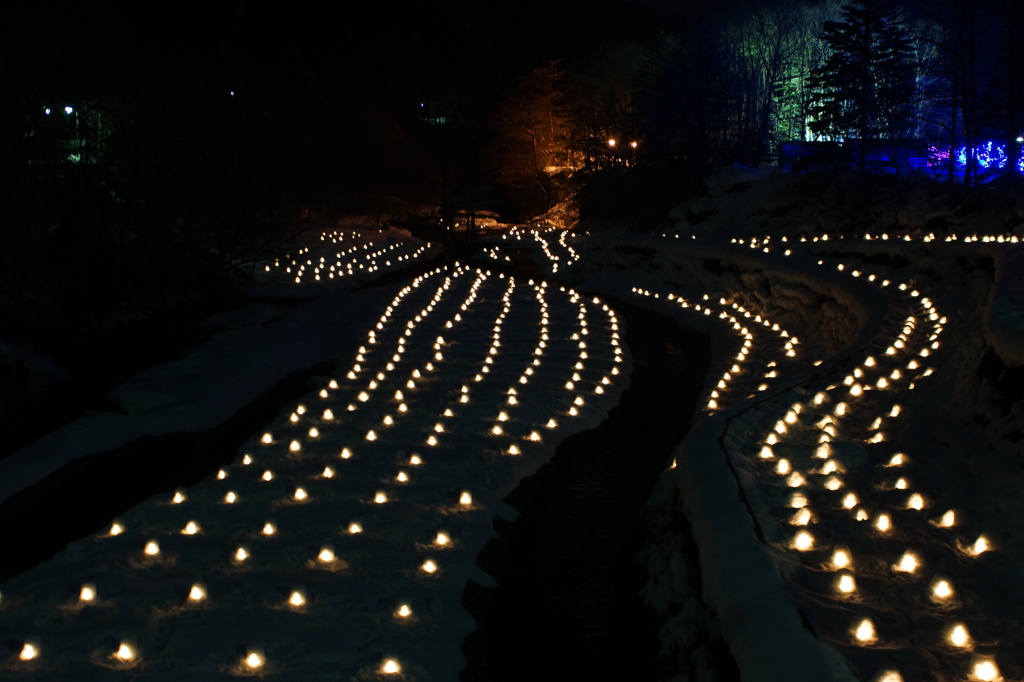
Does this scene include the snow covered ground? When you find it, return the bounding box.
[561,171,1024,682]
[0,228,629,679]
[3,188,1024,682]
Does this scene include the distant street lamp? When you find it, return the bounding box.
[607,138,616,148]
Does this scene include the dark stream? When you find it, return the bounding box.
[463,300,712,682]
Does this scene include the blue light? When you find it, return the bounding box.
[64,106,73,115]
[930,140,1023,179]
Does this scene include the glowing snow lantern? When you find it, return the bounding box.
[831,548,852,569]
[262,469,274,482]
[79,583,96,602]
[887,453,907,467]
[435,531,451,546]
[875,514,892,532]
[318,546,335,563]
[144,540,160,556]
[396,603,412,618]
[459,491,473,506]
[244,651,264,670]
[842,493,858,509]
[341,447,353,459]
[288,590,306,608]
[19,642,38,661]
[894,551,919,573]
[421,559,438,574]
[791,508,813,526]
[410,454,422,465]
[836,572,857,594]
[948,623,971,648]
[182,521,200,535]
[234,547,248,562]
[932,579,954,600]
[225,491,237,504]
[789,493,808,508]
[188,583,206,602]
[262,522,276,536]
[792,530,814,551]
[968,535,991,556]
[382,659,402,674]
[907,493,925,510]
[289,440,301,453]
[970,657,1001,681]
[114,642,136,662]
[322,466,334,478]
[366,430,377,441]
[261,433,272,444]
[854,618,877,643]
[374,491,388,504]
[294,487,308,501]
[876,669,904,682]
[172,490,186,504]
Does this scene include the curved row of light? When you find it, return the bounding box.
[749,266,1003,682]
[732,230,1021,253]
[0,263,626,679]
[628,287,801,416]
[268,239,433,284]
[495,226,581,274]
[481,245,512,264]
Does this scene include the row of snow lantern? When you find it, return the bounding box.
[15,631,411,678]
[334,264,622,454]
[733,231,1021,252]
[628,287,800,413]
[270,241,431,284]
[760,279,1002,681]
[319,228,365,244]
[498,227,580,274]
[483,246,513,263]
[7,456,464,675]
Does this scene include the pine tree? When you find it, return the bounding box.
[807,0,917,152]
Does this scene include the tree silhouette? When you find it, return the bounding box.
[807,0,917,168]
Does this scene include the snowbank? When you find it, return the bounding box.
[985,245,1024,368]
[0,288,390,506]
